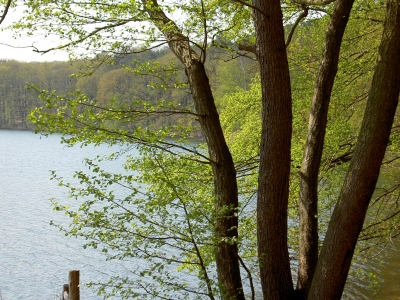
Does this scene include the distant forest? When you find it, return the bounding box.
[0,48,257,130]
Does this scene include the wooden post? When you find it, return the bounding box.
[69,270,80,300]
[62,284,69,300]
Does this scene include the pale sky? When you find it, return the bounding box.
[0,7,69,62]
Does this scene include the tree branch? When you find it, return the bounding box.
[33,20,131,54]
[0,0,12,25]
[238,43,256,54]
[291,0,336,5]
[200,0,207,64]
[286,6,309,48]
[155,159,216,300]
[230,0,268,18]
[236,253,255,300]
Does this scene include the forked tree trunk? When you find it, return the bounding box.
[252,0,294,299]
[143,1,244,299]
[297,0,355,297]
[308,0,400,298]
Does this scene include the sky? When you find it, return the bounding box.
[0,7,69,62]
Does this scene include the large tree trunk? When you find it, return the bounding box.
[142,1,244,299]
[252,0,294,299]
[308,0,400,298]
[297,0,355,297]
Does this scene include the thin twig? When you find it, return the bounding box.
[235,253,255,300]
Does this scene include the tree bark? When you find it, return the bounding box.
[297,0,355,297]
[252,0,294,299]
[142,1,244,299]
[308,0,400,298]
[187,59,244,300]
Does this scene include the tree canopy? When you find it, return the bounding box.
[6,0,400,299]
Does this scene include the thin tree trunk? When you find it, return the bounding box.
[142,1,244,299]
[186,59,244,300]
[308,0,400,298]
[297,0,355,297]
[252,0,294,299]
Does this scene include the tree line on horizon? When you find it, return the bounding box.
[0,48,256,130]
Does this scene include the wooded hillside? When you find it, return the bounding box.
[0,49,256,129]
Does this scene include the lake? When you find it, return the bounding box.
[0,129,399,299]
[0,129,133,299]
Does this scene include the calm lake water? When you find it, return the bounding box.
[0,129,399,299]
[0,129,133,299]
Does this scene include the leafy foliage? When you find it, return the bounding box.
[6,0,400,298]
